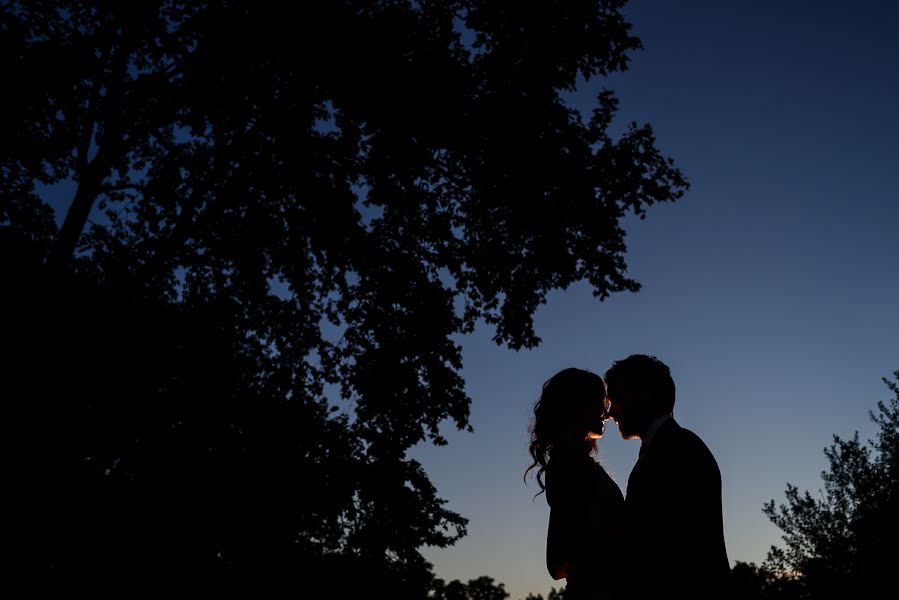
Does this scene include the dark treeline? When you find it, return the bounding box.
[731,370,899,600]
[1,0,685,595]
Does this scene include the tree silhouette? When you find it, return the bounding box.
[763,370,899,599]
[731,561,772,600]
[464,576,510,600]
[730,561,802,600]
[521,587,565,600]
[432,575,509,600]
[1,0,686,593]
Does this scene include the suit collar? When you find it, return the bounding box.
[640,416,679,455]
[642,414,674,446]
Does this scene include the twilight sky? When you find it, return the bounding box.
[408,1,899,597]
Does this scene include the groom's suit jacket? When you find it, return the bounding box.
[624,418,731,598]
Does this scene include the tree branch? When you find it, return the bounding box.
[46,26,132,275]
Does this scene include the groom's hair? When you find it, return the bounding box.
[604,354,675,412]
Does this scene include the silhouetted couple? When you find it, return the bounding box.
[526,355,731,599]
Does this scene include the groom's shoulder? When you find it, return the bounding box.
[668,422,719,461]
[677,425,723,480]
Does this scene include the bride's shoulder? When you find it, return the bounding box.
[547,447,592,472]
[546,450,599,490]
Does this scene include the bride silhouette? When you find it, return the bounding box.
[525,368,624,600]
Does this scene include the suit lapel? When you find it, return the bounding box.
[650,417,679,450]
[627,418,680,497]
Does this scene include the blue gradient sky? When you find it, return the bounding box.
[409,1,899,597]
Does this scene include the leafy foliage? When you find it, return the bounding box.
[731,561,802,600]
[432,575,509,600]
[763,371,899,598]
[1,0,686,593]
[521,587,565,600]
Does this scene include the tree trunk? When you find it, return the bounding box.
[45,28,130,276]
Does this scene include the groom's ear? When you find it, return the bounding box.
[632,380,652,400]
[636,381,664,410]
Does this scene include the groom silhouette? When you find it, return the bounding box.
[604,355,731,598]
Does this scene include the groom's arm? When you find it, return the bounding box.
[647,442,724,564]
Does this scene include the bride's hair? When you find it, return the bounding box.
[524,367,606,493]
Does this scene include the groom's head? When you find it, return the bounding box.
[604,354,675,440]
